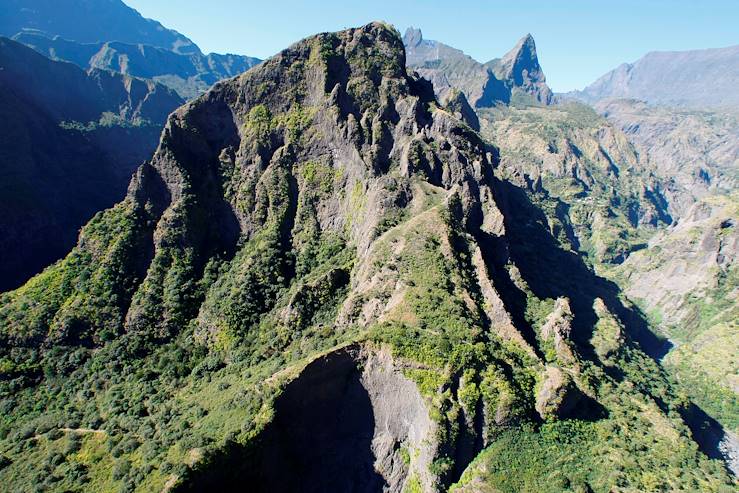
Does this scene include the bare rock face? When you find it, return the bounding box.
[535,366,582,421]
[443,89,480,131]
[596,98,739,219]
[487,34,553,105]
[540,297,577,365]
[175,344,437,493]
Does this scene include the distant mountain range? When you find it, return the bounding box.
[2,0,261,98]
[0,0,263,290]
[1,0,200,54]
[0,37,183,291]
[564,44,739,109]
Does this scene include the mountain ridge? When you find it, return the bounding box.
[0,36,183,292]
[564,44,739,109]
[403,27,552,107]
[1,0,200,54]
[12,32,262,99]
[0,22,733,492]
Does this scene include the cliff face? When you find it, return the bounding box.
[0,23,733,492]
[486,33,553,105]
[597,99,739,218]
[0,37,183,291]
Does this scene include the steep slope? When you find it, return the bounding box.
[1,0,199,54]
[566,44,739,109]
[13,32,262,99]
[0,23,733,492]
[477,102,670,265]
[485,33,553,105]
[597,99,739,218]
[611,194,738,434]
[0,37,183,291]
[403,28,552,107]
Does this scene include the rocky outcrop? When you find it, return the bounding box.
[178,345,436,492]
[442,89,480,131]
[535,366,583,420]
[486,34,553,105]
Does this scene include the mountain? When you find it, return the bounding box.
[402,28,739,473]
[548,44,739,463]
[0,23,733,492]
[1,0,199,54]
[486,33,553,104]
[566,44,739,109]
[13,32,262,99]
[612,193,738,438]
[3,1,262,99]
[0,37,183,292]
[596,99,738,218]
[477,102,670,265]
[403,28,552,107]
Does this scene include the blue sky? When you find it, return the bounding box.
[125,0,738,92]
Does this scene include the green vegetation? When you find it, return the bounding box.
[0,22,735,493]
[452,415,733,493]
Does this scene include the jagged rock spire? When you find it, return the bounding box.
[490,33,553,104]
[403,26,423,48]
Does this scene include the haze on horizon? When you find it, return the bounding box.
[124,0,739,92]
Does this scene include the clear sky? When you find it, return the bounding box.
[125,0,738,92]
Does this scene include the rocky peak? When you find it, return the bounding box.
[403,29,553,106]
[403,26,424,48]
[490,33,552,104]
[2,21,732,493]
[442,88,480,131]
[497,34,538,82]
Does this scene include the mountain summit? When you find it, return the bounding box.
[487,33,552,104]
[403,28,553,106]
[0,21,733,493]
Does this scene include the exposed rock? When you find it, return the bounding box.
[535,366,582,421]
[0,21,734,492]
[487,34,553,105]
[443,88,480,131]
[178,344,436,492]
[403,28,553,107]
[540,297,577,364]
[596,98,738,219]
